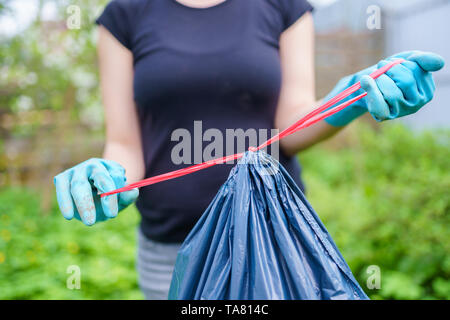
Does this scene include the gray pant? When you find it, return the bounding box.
[136,228,182,300]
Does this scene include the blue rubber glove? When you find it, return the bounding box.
[54,158,139,226]
[324,51,445,126]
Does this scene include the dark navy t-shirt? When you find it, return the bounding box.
[96,0,313,243]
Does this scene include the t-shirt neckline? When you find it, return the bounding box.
[172,0,232,11]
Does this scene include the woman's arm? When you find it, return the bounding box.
[98,26,145,183]
[276,13,444,157]
[276,12,340,157]
[53,27,143,225]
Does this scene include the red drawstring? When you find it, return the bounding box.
[101,58,404,198]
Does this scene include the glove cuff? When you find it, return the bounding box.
[324,105,367,127]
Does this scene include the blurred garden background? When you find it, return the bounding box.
[0,0,449,300]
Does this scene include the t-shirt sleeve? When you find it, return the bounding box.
[95,0,133,50]
[280,0,314,31]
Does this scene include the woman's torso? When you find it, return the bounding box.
[97,0,312,242]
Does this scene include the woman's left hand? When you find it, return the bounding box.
[324,50,445,126]
[360,51,445,121]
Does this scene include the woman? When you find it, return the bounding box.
[54,0,444,299]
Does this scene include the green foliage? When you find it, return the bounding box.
[0,188,143,300]
[0,123,447,300]
[299,123,450,300]
[0,1,109,188]
[0,0,107,137]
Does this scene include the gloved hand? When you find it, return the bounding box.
[324,51,445,126]
[54,158,138,226]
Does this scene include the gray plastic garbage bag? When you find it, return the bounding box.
[168,151,368,300]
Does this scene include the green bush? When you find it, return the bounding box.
[0,123,448,299]
[0,188,143,300]
[299,123,450,300]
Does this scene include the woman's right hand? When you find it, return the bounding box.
[54,158,139,226]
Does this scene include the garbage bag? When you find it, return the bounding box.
[168,151,368,300]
